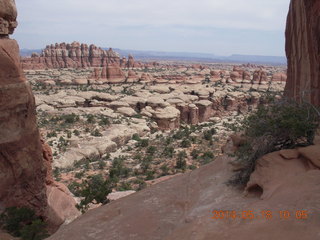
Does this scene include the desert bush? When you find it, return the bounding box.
[191,149,200,159]
[74,174,114,212]
[136,138,149,148]
[145,170,155,180]
[160,164,170,175]
[99,116,110,126]
[62,113,79,124]
[146,146,157,155]
[86,114,95,123]
[73,129,80,136]
[203,128,216,141]
[200,151,215,164]
[162,146,175,158]
[91,129,102,137]
[109,156,130,179]
[229,99,320,186]
[0,207,48,240]
[176,151,187,170]
[132,133,141,141]
[117,182,132,191]
[46,131,57,138]
[180,139,191,148]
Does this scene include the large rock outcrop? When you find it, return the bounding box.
[21,42,121,69]
[285,0,320,106]
[0,0,47,215]
[0,0,79,230]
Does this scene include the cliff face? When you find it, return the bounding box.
[285,0,320,106]
[0,0,47,214]
[0,0,79,230]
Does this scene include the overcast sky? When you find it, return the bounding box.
[13,0,290,56]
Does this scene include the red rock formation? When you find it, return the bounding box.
[0,0,79,230]
[90,65,126,83]
[0,19,47,220]
[126,70,139,83]
[106,65,126,83]
[252,69,267,84]
[127,54,135,68]
[0,0,17,35]
[285,0,320,106]
[242,70,251,81]
[272,72,287,82]
[230,71,240,81]
[21,42,121,70]
[210,70,221,80]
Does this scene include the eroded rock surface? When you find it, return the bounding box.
[285,0,320,106]
[0,0,79,230]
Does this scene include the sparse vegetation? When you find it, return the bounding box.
[0,207,49,240]
[228,99,320,186]
[70,174,114,213]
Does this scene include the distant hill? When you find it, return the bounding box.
[20,47,286,65]
[20,48,41,57]
[113,49,287,65]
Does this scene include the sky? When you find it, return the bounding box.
[13,0,291,56]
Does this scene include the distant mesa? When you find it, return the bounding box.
[20,42,153,83]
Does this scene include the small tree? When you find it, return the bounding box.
[75,174,114,213]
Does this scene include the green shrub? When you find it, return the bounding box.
[0,207,48,240]
[98,160,106,169]
[62,113,79,124]
[117,182,132,191]
[91,129,102,137]
[146,170,155,180]
[75,174,113,212]
[203,130,214,141]
[200,151,215,164]
[160,164,169,175]
[162,146,174,158]
[46,131,57,138]
[180,139,191,148]
[191,149,200,159]
[99,116,110,126]
[132,133,141,141]
[136,138,149,148]
[109,157,130,179]
[146,146,157,155]
[66,131,72,138]
[229,99,320,186]
[86,114,95,123]
[176,151,187,170]
[20,219,49,240]
[75,171,85,179]
[73,129,80,136]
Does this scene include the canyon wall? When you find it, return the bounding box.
[285,0,320,106]
[0,0,79,230]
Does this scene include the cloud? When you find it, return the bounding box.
[13,0,290,55]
